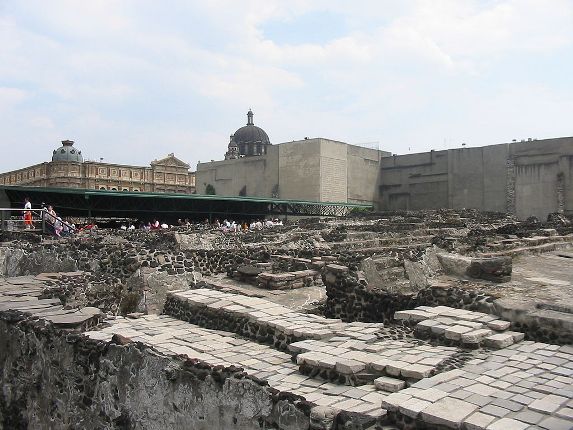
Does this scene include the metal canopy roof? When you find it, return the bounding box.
[0,185,371,220]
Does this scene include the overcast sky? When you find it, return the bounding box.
[1,0,572,172]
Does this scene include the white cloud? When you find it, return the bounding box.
[0,0,571,173]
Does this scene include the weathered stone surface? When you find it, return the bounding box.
[420,398,479,428]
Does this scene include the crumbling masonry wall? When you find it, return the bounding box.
[0,312,314,430]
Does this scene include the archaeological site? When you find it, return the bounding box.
[1,209,572,430]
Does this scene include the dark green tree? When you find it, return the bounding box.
[205,184,216,195]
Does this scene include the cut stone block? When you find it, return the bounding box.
[444,325,474,341]
[487,320,511,331]
[374,376,405,392]
[335,359,365,375]
[463,412,496,430]
[461,329,494,344]
[398,398,432,419]
[484,333,514,349]
[401,364,433,379]
[486,417,529,430]
[386,361,409,377]
[420,398,479,429]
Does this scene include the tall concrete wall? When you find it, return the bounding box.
[278,140,322,201]
[448,144,508,213]
[195,139,387,204]
[319,140,347,202]
[510,138,573,219]
[347,145,383,204]
[195,146,279,197]
[379,151,449,210]
[378,137,573,220]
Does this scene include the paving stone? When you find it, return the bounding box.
[381,392,412,412]
[491,399,524,412]
[484,333,515,349]
[444,325,474,340]
[414,388,448,402]
[463,412,496,430]
[510,410,545,425]
[537,416,573,430]
[420,398,478,428]
[481,404,511,418]
[398,398,432,419]
[335,359,365,375]
[529,394,569,414]
[466,383,499,397]
[466,393,494,407]
[374,376,405,393]
[451,390,474,401]
[401,363,433,379]
[462,329,494,344]
[486,417,529,430]
[555,407,573,420]
[487,320,511,331]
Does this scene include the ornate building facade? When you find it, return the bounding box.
[0,140,196,194]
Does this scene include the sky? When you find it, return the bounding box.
[1,0,572,172]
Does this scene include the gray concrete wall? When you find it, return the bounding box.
[379,151,449,210]
[510,137,573,219]
[195,146,279,197]
[346,145,387,204]
[377,137,573,220]
[319,139,348,202]
[448,144,508,212]
[278,139,322,201]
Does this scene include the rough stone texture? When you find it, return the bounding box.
[0,314,298,430]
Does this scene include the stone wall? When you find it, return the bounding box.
[0,311,318,430]
[322,264,573,344]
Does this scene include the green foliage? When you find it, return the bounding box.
[205,184,216,195]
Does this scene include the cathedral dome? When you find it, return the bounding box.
[52,140,83,162]
[231,110,271,156]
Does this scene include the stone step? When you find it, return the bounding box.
[330,235,435,250]
[481,238,573,258]
[84,314,389,417]
[164,288,385,351]
[290,337,458,385]
[396,306,522,348]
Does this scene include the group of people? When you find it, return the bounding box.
[214,218,283,233]
[23,197,284,236]
[22,197,76,237]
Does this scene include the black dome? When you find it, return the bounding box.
[233,124,270,146]
[232,109,270,146]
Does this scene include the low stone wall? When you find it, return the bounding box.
[323,264,500,324]
[322,265,573,344]
[258,270,321,290]
[0,311,321,430]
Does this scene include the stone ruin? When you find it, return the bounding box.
[0,209,572,429]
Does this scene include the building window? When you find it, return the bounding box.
[133,188,140,192]
[99,186,107,190]
[122,188,129,191]
[111,187,117,191]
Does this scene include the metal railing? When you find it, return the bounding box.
[0,207,76,236]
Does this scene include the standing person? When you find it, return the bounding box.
[23,197,33,229]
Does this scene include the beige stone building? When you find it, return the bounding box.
[0,140,196,194]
